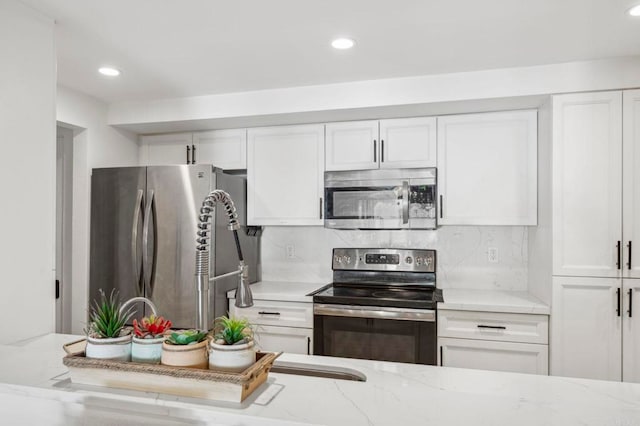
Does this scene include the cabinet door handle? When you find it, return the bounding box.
[319,198,323,219]
[628,241,633,270]
[617,287,621,317]
[373,140,377,163]
[439,195,443,219]
[258,311,281,316]
[307,336,311,355]
[381,139,385,162]
[192,144,196,164]
[439,346,443,366]
[617,241,622,270]
[477,325,507,330]
[629,289,634,318]
[186,145,191,164]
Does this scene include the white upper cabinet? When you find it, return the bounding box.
[325,120,379,171]
[437,110,538,225]
[325,117,436,171]
[247,124,325,226]
[379,117,437,169]
[623,90,640,278]
[139,133,193,166]
[193,129,247,170]
[140,130,247,168]
[552,92,623,277]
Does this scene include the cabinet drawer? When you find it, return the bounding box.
[254,325,313,355]
[438,310,548,344]
[438,337,548,375]
[229,300,313,328]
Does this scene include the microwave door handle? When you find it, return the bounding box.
[402,181,409,224]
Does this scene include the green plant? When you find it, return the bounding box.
[133,315,172,338]
[165,329,208,345]
[87,289,134,338]
[213,316,253,345]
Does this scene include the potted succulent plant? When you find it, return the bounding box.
[209,316,256,372]
[160,329,209,369]
[85,289,134,361]
[131,315,172,364]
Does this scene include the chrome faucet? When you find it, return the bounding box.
[195,190,253,331]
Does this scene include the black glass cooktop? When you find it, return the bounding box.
[311,284,442,310]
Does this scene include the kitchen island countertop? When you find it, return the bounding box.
[0,333,639,425]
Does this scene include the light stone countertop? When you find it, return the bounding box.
[439,288,550,315]
[226,281,327,303]
[1,334,640,425]
[227,281,551,315]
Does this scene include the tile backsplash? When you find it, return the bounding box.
[260,226,528,290]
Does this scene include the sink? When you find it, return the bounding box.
[270,361,366,382]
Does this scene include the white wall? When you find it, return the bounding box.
[262,226,528,290]
[0,1,56,343]
[56,86,139,334]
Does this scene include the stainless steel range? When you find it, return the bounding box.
[311,248,441,365]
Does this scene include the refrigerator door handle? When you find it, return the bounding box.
[131,189,144,296]
[150,192,158,297]
[142,190,156,297]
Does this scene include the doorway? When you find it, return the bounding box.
[56,126,73,333]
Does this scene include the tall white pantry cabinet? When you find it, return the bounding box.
[551,90,640,382]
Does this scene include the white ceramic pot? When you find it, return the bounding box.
[161,339,209,369]
[209,340,255,372]
[85,334,132,361]
[131,336,164,364]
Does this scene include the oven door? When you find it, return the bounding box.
[313,304,437,365]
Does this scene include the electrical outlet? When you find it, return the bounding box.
[488,247,498,263]
[285,244,295,259]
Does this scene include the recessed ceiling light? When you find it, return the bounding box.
[98,67,121,77]
[331,38,355,50]
[629,4,640,16]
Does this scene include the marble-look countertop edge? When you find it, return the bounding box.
[226,281,327,303]
[437,302,550,315]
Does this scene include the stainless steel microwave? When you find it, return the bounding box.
[324,168,437,230]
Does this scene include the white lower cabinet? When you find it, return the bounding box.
[550,276,640,383]
[438,310,549,375]
[438,338,548,375]
[229,299,313,355]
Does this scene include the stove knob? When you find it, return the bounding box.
[426,257,433,266]
[416,257,423,265]
[345,256,352,264]
[334,255,342,264]
[405,256,413,264]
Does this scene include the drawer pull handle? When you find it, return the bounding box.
[258,311,281,316]
[477,325,506,330]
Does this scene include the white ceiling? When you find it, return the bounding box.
[21,0,640,104]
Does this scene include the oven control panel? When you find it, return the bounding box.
[333,248,436,272]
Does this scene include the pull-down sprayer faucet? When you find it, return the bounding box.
[195,190,253,331]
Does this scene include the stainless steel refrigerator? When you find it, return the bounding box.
[89,164,260,329]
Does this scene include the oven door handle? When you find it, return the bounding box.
[402,180,410,224]
[314,304,435,322]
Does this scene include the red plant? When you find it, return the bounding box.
[133,315,172,338]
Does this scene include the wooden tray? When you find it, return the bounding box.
[62,338,281,402]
